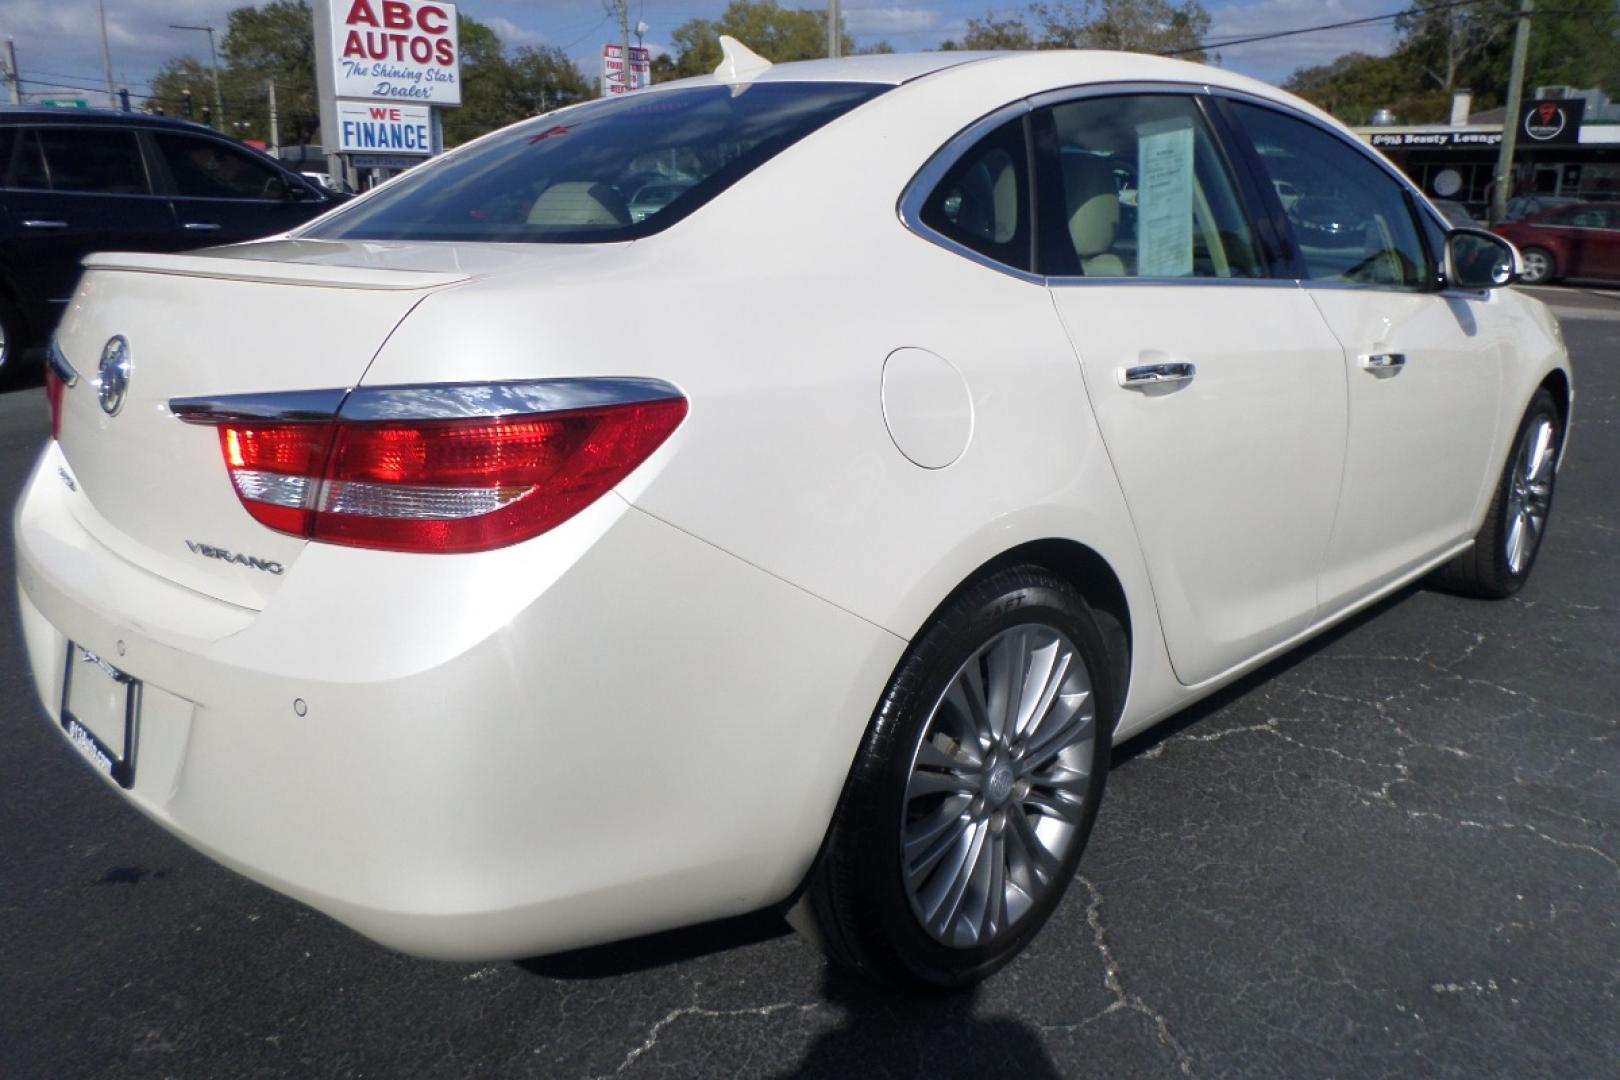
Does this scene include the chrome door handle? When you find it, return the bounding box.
[1119,362,1196,388]
[21,219,68,229]
[182,222,222,232]
[1360,352,1406,373]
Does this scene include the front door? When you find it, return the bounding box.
[1223,101,1504,609]
[1035,93,1348,686]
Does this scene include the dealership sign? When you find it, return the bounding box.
[601,43,650,95]
[338,101,433,155]
[330,0,461,106]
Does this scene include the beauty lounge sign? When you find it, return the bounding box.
[330,0,461,106]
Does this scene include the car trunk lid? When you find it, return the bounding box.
[52,249,468,610]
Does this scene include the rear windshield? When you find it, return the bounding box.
[304,82,886,244]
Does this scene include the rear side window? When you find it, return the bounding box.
[919,116,1032,273]
[33,127,149,194]
[307,82,886,244]
[1227,102,1432,290]
[1033,95,1262,279]
[9,130,48,189]
[154,132,288,199]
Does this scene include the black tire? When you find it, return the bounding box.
[1433,388,1561,598]
[1518,246,1557,285]
[0,295,28,391]
[801,565,1118,989]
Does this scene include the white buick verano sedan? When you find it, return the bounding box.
[16,45,1570,988]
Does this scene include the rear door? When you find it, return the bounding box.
[1221,100,1503,610]
[145,129,327,246]
[0,125,175,329]
[1036,91,1349,686]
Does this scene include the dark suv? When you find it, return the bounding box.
[0,107,346,384]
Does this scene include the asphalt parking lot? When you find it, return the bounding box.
[1,287,1616,1079]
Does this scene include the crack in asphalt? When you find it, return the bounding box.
[599,998,822,1077]
[1046,876,1200,1078]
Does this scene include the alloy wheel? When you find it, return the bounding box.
[1520,249,1552,284]
[1505,416,1556,575]
[900,624,1096,949]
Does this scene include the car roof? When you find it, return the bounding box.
[0,105,226,136]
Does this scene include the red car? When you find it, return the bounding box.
[1494,202,1620,285]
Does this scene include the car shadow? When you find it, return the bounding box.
[516,907,792,979]
[770,967,1064,1079]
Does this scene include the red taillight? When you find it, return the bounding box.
[215,397,686,554]
[46,368,65,440]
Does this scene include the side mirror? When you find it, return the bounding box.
[1445,228,1519,289]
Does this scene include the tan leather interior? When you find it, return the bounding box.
[527,181,631,227]
[1062,155,1125,276]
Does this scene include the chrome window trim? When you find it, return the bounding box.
[898,81,1304,288]
[169,378,683,425]
[896,99,1041,285]
[1209,87,1458,297]
[1043,275,1298,289]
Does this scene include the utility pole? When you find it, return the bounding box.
[267,78,280,155]
[612,0,633,93]
[98,1,116,107]
[1490,0,1534,225]
[3,39,20,104]
[827,0,842,58]
[170,24,226,129]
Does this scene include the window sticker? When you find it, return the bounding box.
[1136,116,1195,278]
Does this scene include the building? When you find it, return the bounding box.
[1351,87,1620,221]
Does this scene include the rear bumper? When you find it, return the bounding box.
[15,442,903,960]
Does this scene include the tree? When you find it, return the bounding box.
[1032,0,1209,56]
[1284,52,1442,127]
[147,3,589,150]
[957,12,1036,50]
[668,0,852,78]
[940,0,1210,58]
[443,15,590,146]
[1285,0,1620,126]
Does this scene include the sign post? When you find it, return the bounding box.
[313,0,461,190]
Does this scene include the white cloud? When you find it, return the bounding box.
[4,0,239,104]
[482,15,551,50]
[842,4,942,37]
[1206,0,1398,85]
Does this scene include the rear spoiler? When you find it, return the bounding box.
[81,251,469,291]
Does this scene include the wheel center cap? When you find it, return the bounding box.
[986,763,1015,807]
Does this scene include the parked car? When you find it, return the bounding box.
[1494,201,1620,284]
[1431,198,1480,229]
[0,107,346,384]
[18,46,1569,990]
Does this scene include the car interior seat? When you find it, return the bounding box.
[527,181,632,227]
[1063,155,1126,276]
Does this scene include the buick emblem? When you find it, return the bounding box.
[98,336,131,416]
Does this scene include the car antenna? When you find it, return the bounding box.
[714,35,771,83]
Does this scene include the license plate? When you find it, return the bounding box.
[60,642,140,789]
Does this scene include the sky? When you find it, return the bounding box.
[1,0,1401,110]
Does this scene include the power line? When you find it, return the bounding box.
[1165,0,1615,57]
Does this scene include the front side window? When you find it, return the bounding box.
[1228,102,1433,289]
[1034,95,1263,280]
[154,132,288,200]
[33,127,148,194]
[307,82,886,244]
